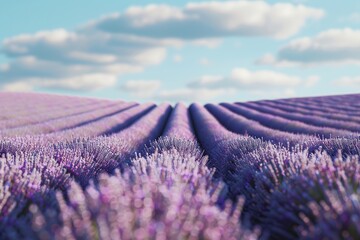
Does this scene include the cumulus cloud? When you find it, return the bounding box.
[199,58,210,66]
[257,28,360,67]
[132,68,318,102]
[154,88,226,102]
[120,80,161,97]
[255,54,299,67]
[0,63,9,72]
[0,28,166,91]
[173,54,183,63]
[340,13,360,23]
[191,39,222,48]
[333,76,360,87]
[95,1,323,40]
[119,79,225,102]
[40,74,118,90]
[349,13,360,23]
[2,82,34,92]
[2,73,119,92]
[189,68,318,90]
[0,1,324,93]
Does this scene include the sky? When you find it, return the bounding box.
[0,0,360,103]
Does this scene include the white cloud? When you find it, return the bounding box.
[68,52,117,64]
[114,67,319,103]
[349,13,360,23]
[230,68,301,88]
[38,73,118,91]
[154,88,226,102]
[284,88,297,97]
[2,73,118,92]
[131,47,167,65]
[0,55,143,90]
[333,76,360,87]
[339,13,360,23]
[199,58,210,66]
[193,75,223,85]
[257,28,360,67]
[189,68,316,90]
[3,29,77,47]
[0,63,9,72]
[304,76,319,87]
[2,82,34,92]
[121,79,161,95]
[124,5,186,27]
[0,28,165,91]
[0,1,324,94]
[191,39,222,48]
[95,1,324,40]
[2,29,168,65]
[173,54,183,63]
[158,68,319,102]
[255,53,299,67]
[118,79,224,102]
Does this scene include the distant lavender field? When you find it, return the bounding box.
[1,92,360,240]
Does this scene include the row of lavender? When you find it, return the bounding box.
[190,103,360,239]
[2,93,359,140]
[1,93,360,239]
[0,102,257,239]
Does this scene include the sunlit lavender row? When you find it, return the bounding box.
[1,92,360,239]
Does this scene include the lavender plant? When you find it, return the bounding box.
[222,103,354,138]
[29,140,259,240]
[0,92,359,240]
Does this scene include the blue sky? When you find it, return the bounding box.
[1,0,359,103]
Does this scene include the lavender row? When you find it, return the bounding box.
[189,111,360,238]
[0,93,107,121]
[275,97,360,115]
[23,138,258,240]
[223,140,360,239]
[269,98,360,117]
[0,103,155,187]
[289,94,360,109]
[270,98,359,115]
[0,150,71,234]
[223,103,354,138]
[47,103,153,141]
[254,100,360,124]
[189,103,238,146]
[54,104,172,185]
[0,105,172,236]
[108,103,172,160]
[0,93,75,115]
[280,93,360,105]
[205,103,317,146]
[189,103,263,178]
[145,103,200,157]
[6,99,116,124]
[162,103,196,140]
[0,106,260,239]
[1,93,360,239]
[0,100,118,130]
[0,103,155,189]
[239,100,360,132]
[187,120,360,239]
[0,102,137,137]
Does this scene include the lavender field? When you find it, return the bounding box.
[1,92,360,240]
